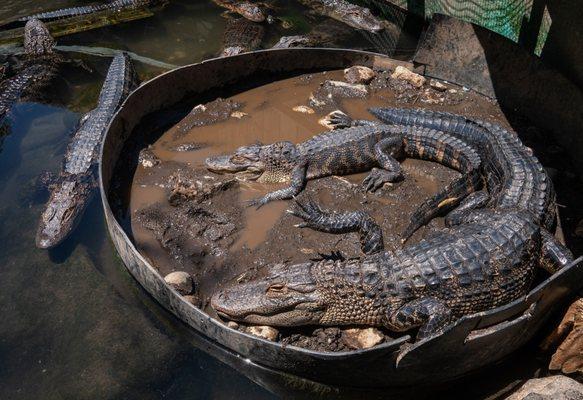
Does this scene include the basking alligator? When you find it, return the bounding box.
[0,19,59,121]
[298,0,384,33]
[206,124,482,208]
[36,52,139,249]
[211,112,572,342]
[219,17,265,57]
[0,0,165,31]
[364,108,557,240]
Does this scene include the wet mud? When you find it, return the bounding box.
[128,67,508,351]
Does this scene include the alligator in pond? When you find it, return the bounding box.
[0,19,60,122]
[271,19,353,49]
[211,113,573,343]
[219,17,265,57]
[36,52,139,249]
[206,122,482,210]
[298,0,384,33]
[0,0,166,31]
[212,0,267,22]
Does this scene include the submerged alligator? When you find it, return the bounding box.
[0,19,59,121]
[219,17,265,57]
[211,110,573,343]
[298,0,384,33]
[212,0,267,23]
[36,52,139,249]
[0,0,165,31]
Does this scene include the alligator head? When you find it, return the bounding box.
[205,141,299,183]
[212,262,327,326]
[24,19,55,56]
[212,259,391,327]
[35,179,93,249]
[235,2,266,22]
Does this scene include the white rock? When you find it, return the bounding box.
[429,79,447,91]
[292,105,315,114]
[164,271,193,295]
[342,328,384,349]
[230,111,248,119]
[247,326,279,341]
[391,66,426,88]
[506,375,583,400]
[344,66,376,84]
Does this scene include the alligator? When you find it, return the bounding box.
[298,0,384,33]
[212,207,571,342]
[0,19,59,121]
[36,52,139,249]
[0,0,165,31]
[271,19,353,49]
[205,123,483,209]
[211,113,573,342]
[364,108,557,240]
[212,0,267,23]
[219,17,265,57]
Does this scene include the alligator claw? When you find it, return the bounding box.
[326,110,352,129]
[362,168,399,192]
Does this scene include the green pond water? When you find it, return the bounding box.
[0,1,571,399]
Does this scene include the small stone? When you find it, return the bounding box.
[506,375,583,400]
[391,66,426,88]
[247,325,279,341]
[342,327,384,349]
[227,321,239,330]
[429,79,447,91]
[138,147,160,168]
[230,111,248,119]
[292,105,315,114]
[344,66,376,84]
[164,271,193,295]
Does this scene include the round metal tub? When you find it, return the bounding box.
[99,48,583,387]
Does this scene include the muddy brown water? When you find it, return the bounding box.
[128,68,507,348]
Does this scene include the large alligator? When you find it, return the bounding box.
[211,111,573,342]
[298,0,384,33]
[205,124,482,209]
[219,17,265,57]
[0,0,165,31]
[36,52,139,249]
[365,108,557,240]
[0,19,59,121]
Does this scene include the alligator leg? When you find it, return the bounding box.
[363,136,404,192]
[287,198,384,254]
[387,297,452,340]
[326,110,375,129]
[444,190,489,226]
[540,228,574,273]
[246,160,308,209]
[401,173,479,242]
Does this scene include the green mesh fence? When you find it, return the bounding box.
[368,0,552,55]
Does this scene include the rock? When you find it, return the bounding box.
[138,146,160,168]
[342,327,384,349]
[543,298,583,375]
[506,375,583,399]
[429,79,447,91]
[292,105,315,114]
[227,321,239,330]
[230,111,248,119]
[164,271,193,295]
[247,326,279,341]
[323,80,368,97]
[391,66,426,88]
[344,66,376,84]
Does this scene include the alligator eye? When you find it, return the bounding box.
[230,155,246,164]
[267,283,286,294]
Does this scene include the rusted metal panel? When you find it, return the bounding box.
[99,48,583,387]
